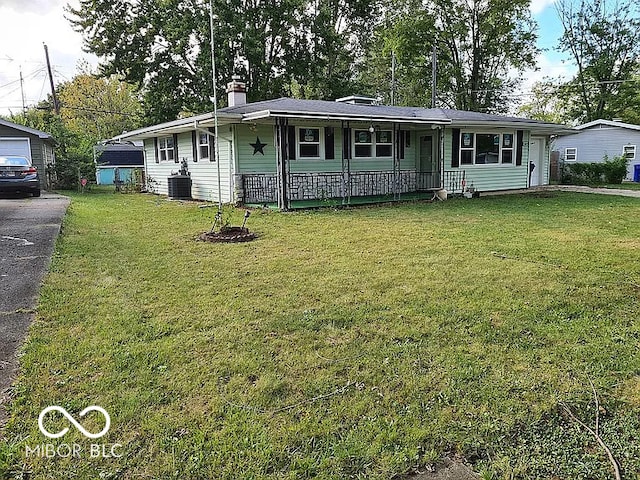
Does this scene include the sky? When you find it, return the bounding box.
[0,0,575,118]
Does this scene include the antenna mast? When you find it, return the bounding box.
[209,0,222,212]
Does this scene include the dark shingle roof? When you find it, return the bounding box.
[0,118,54,140]
[219,98,564,128]
[220,98,451,123]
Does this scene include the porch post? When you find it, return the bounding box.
[276,117,290,210]
[393,124,400,200]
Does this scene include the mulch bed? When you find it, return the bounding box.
[198,226,257,243]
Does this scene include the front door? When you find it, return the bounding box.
[529,138,543,187]
[418,135,437,189]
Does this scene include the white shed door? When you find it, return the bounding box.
[0,138,31,158]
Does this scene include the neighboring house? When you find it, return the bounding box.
[0,118,55,189]
[94,141,145,185]
[553,119,640,181]
[114,78,569,209]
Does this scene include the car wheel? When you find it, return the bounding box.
[32,189,41,197]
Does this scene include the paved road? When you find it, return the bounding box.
[0,193,69,426]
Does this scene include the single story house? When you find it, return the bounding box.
[94,141,145,185]
[553,119,640,181]
[0,118,55,189]
[114,78,569,209]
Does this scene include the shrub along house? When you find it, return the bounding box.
[114,78,568,209]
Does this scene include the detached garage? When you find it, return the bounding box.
[0,119,56,189]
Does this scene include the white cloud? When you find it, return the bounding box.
[529,0,557,15]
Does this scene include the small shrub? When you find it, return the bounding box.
[562,154,628,185]
[602,154,628,184]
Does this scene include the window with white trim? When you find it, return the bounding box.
[158,136,174,162]
[198,132,210,161]
[375,130,393,157]
[460,132,514,165]
[354,130,372,157]
[354,129,393,158]
[297,127,322,158]
[623,144,636,160]
[565,147,577,162]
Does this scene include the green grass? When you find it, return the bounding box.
[603,182,640,190]
[2,191,640,479]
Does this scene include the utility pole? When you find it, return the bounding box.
[43,43,60,115]
[19,67,26,116]
[431,44,437,108]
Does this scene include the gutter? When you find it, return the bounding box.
[241,109,451,125]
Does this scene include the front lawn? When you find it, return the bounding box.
[2,191,640,479]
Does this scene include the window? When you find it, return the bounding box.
[354,129,393,158]
[460,132,474,165]
[502,133,514,163]
[298,127,321,158]
[198,132,210,161]
[158,136,174,162]
[565,147,577,162]
[375,130,393,157]
[459,132,514,165]
[623,145,636,160]
[354,130,372,157]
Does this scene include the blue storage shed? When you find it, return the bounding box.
[94,141,144,185]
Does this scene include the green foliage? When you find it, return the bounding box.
[554,0,640,123]
[67,0,379,124]
[5,70,142,190]
[562,154,629,185]
[360,0,538,112]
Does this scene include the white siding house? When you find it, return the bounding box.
[553,119,640,181]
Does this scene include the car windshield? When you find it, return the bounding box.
[0,156,30,166]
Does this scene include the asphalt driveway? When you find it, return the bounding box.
[0,192,69,426]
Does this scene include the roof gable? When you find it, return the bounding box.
[575,119,640,132]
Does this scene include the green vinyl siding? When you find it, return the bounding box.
[444,128,531,191]
[236,123,418,174]
[236,124,276,173]
[290,123,342,173]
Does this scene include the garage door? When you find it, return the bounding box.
[0,138,31,159]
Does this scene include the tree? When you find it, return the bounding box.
[57,66,142,142]
[67,0,380,124]
[360,0,539,112]
[517,81,571,124]
[555,0,640,122]
[6,70,143,189]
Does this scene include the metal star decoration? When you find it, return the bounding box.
[250,137,267,155]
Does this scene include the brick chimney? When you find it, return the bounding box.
[226,75,246,107]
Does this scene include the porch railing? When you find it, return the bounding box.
[241,170,444,205]
[443,170,465,194]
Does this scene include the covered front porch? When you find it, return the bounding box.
[235,119,461,209]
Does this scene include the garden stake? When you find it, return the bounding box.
[210,209,222,234]
[241,210,251,229]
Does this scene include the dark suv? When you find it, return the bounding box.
[0,156,41,197]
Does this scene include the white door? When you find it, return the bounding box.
[529,138,543,187]
[0,138,31,159]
